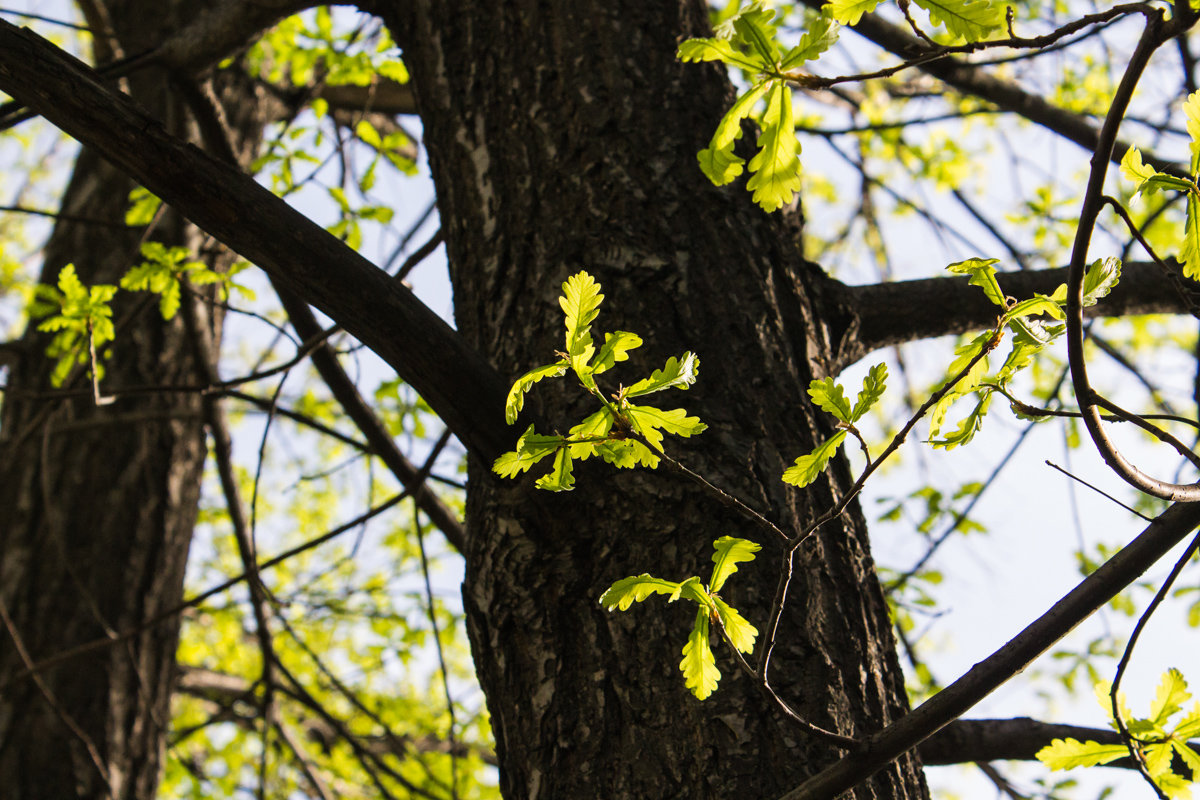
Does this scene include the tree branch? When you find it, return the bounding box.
[829,261,1194,370]
[0,20,512,460]
[922,717,1200,775]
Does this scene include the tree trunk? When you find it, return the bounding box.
[0,4,270,797]
[387,2,928,797]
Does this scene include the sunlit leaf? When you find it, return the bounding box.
[711,596,758,653]
[825,0,885,25]
[709,536,761,592]
[1036,738,1129,770]
[535,446,576,491]
[946,257,1004,307]
[560,271,603,368]
[913,0,1005,40]
[599,575,687,610]
[780,12,840,69]
[808,376,853,422]
[851,362,888,422]
[681,611,720,700]
[626,352,700,397]
[593,331,643,374]
[698,82,773,186]
[504,361,569,424]
[782,430,848,487]
[747,81,802,212]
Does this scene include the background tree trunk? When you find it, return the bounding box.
[0,4,271,797]
[388,2,929,797]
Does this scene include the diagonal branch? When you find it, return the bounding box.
[778,499,1200,800]
[0,19,512,461]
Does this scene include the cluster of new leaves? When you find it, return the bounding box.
[679,0,1007,212]
[1037,669,1200,797]
[782,362,887,487]
[121,242,253,321]
[492,271,706,491]
[600,536,761,700]
[1121,89,1200,281]
[31,264,116,387]
[678,3,838,211]
[926,256,1119,449]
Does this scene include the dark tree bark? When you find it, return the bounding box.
[385,2,927,797]
[0,3,273,797]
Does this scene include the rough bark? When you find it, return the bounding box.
[386,2,928,798]
[0,4,271,797]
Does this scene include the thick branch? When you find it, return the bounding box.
[0,20,511,460]
[831,261,1193,369]
[922,717,1200,774]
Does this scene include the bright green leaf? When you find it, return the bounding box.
[560,271,604,368]
[599,575,686,610]
[681,611,720,700]
[782,430,848,487]
[746,81,802,212]
[913,0,1005,40]
[569,407,616,459]
[535,446,576,491]
[808,376,853,422]
[780,12,840,69]
[930,390,993,450]
[1036,738,1129,770]
[698,81,772,186]
[1004,295,1064,323]
[593,331,643,374]
[711,596,758,653]
[1185,193,1200,281]
[677,38,767,73]
[625,405,707,451]
[492,426,565,478]
[946,257,1004,307]
[626,352,700,397]
[504,360,569,424]
[1150,668,1191,727]
[1186,90,1200,166]
[731,4,781,64]
[825,0,885,24]
[709,536,761,592]
[851,362,888,422]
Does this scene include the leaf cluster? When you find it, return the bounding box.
[1038,669,1200,797]
[32,264,116,387]
[925,255,1118,449]
[599,536,761,700]
[679,3,839,211]
[121,242,253,321]
[493,271,706,491]
[782,362,888,487]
